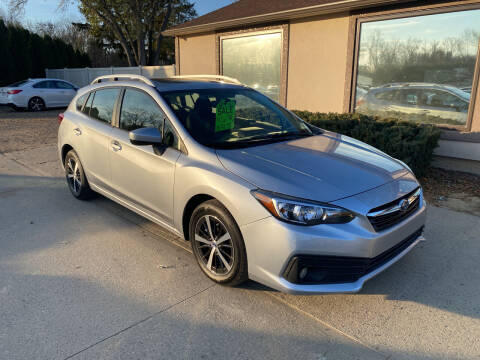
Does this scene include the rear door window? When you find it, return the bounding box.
[397,90,421,106]
[33,81,56,89]
[89,88,120,124]
[55,81,75,90]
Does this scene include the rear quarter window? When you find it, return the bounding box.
[76,93,89,111]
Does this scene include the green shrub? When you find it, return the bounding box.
[0,20,91,86]
[293,111,441,177]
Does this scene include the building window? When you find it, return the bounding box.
[354,9,480,127]
[221,32,282,102]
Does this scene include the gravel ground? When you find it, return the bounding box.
[0,106,62,153]
[420,167,480,216]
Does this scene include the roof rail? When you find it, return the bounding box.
[91,74,155,87]
[171,75,242,85]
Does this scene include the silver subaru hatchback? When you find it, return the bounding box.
[58,74,426,294]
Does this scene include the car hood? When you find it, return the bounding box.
[216,133,410,203]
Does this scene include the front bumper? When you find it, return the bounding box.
[241,196,426,295]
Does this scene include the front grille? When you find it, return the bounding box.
[367,188,421,232]
[283,227,423,284]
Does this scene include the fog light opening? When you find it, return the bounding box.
[299,267,308,280]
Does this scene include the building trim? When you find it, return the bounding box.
[164,0,410,36]
[175,36,180,75]
[343,14,358,113]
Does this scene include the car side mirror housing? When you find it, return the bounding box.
[129,127,163,146]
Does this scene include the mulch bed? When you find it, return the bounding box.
[419,167,480,204]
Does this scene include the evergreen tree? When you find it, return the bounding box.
[0,20,91,86]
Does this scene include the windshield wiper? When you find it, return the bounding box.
[241,131,313,142]
[205,131,314,149]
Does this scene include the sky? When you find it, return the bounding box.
[358,9,480,67]
[1,0,236,24]
[361,9,480,42]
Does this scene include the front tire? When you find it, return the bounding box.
[190,200,248,286]
[64,150,93,200]
[28,97,45,111]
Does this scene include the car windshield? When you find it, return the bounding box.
[159,88,313,148]
[446,86,470,101]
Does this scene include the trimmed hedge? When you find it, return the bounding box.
[293,111,441,177]
[0,20,91,86]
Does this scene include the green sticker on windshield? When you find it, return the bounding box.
[215,99,235,132]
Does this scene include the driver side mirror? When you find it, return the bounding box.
[129,127,163,146]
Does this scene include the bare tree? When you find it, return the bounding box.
[7,0,196,66]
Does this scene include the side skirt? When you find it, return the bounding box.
[90,183,183,239]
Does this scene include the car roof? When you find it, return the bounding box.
[28,78,73,82]
[371,82,459,91]
[152,78,245,92]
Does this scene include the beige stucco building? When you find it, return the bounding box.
[165,0,480,172]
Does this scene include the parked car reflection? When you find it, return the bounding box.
[356,83,470,126]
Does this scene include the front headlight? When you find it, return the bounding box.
[251,190,355,226]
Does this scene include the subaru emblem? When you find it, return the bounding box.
[399,199,409,211]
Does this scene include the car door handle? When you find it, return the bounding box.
[73,128,82,136]
[111,140,122,152]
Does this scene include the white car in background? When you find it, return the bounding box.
[0,78,78,111]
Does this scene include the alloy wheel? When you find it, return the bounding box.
[66,157,82,195]
[193,215,235,275]
[30,98,44,111]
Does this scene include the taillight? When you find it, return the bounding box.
[7,89,22,95]
[58,113,64,124]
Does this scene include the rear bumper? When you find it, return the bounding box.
[0,102,17,108]
[0,98,23,108]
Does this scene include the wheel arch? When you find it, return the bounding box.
[182,194,215,241]
[61,144,74,166]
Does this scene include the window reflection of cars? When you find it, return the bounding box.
[355,86,368,107]
[357,83,470,126]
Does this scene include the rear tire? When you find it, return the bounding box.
[64,150,93,200]
[189,199,248,286]
[28,97,45,111]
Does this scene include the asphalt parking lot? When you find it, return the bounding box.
[0,107,479,360]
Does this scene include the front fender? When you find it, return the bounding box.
[173,154,269,238]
